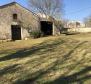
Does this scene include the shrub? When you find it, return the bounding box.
[61,28,68,34]
[30,30,42,38]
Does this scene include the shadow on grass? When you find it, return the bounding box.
[47,66,91,84]
[0,39,65,62]
[0,38,89,84]
[14,41,88,84]
[0,64,20,76]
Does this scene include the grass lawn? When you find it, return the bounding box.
[0,34,91,84]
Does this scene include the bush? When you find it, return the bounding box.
[30,30,42,38]
[61,28,68,34]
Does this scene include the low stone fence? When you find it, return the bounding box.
[68,27,91,33]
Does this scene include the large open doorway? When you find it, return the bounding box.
[40,21,53,36]
[11,25,21,40]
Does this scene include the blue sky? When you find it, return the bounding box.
[64,0,91,21]
[0,0,91,21]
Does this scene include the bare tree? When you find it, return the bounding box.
[28,0,63,20]
[27,0,63,33]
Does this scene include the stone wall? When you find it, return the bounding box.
[68,27,91,33]
[0,2,61,40]
[0,2,40,40]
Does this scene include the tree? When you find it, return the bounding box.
[28,0,63,33]
[28,0,63,19]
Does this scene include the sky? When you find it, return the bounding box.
[0,0,91,21]
[64,0,91,21]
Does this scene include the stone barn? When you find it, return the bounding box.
[0,2,60,40]
[0,2,40,40]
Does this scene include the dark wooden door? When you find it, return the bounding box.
[11,25,21,40]
[41,21,53,36]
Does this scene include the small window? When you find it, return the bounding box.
[13,14,17,20]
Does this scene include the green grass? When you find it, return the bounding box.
[0,35,91,84]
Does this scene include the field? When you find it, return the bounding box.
[0,34,91,84]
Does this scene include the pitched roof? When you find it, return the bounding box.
[0,2,38,18]
[0,2,16,8]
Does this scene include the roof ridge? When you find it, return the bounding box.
[0,2,39,19]
[0,2,17,8]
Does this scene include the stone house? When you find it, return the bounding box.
[67,21,85,28]
[0,2,60,40]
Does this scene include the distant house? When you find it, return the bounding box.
[67,21,85,28]
[65,21,91,33]
[0,2,60,40]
